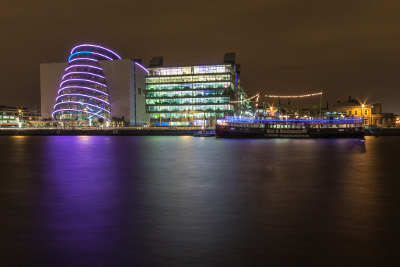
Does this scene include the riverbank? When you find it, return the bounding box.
[0,128,204,136]
[0,127,399,136]
[365,128,400,136]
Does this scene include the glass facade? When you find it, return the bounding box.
[237,86,254,117]
[52,44,121,125]
[146,64,236,126]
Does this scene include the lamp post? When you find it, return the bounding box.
[361,104,365,126]
[370,105,373,126]
[18,109,23,128]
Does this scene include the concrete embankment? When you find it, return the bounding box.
[1,128,399,137]
[0,128,202,136]
[365,128,400,136]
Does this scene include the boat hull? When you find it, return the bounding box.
[216,125,364,138]
[215,125,264,138]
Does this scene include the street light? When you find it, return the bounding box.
[361,104,365,125]
[18,109,23,128]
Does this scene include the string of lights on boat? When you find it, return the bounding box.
[265,91,323,98]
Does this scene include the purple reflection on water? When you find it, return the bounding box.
[34,136,129,265]
[0,136,399,266]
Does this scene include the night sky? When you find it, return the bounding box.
[1,0,400,113]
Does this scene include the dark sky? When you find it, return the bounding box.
[1,0,400,113]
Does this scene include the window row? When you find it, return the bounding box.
[146,74,231,84]
[268,124,306,129]
[347,110,369,116]
[65,67,103,75]
[149,65,232,76]
[150,112,226,119]
[55,111,110,121]
[0,116,16,119]
[56,97,111,110]
[146,82,233,90]
[147,105,232,112]
[58,90,110,101]
[146,98,230,105]
[146,89,228,98]
[0,120,18,123]
[63,74,106,84]
[54,103,110,113]
[60,82,109,93]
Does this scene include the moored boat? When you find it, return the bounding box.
[216,115,364,138]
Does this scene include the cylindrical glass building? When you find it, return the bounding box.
[52,44,120,125]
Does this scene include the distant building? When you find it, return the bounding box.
[256,96,396,128]
[331,97,396,127]
[145,53,252,127]
[0,106,40,128]
[40,44,148,127]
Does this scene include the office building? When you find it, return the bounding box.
[0,106,41,128]
[145,53,250,126]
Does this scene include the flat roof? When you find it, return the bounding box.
[147,63,234,69]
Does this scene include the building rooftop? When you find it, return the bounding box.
[148,53,237,68]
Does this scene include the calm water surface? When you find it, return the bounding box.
[0,136,399,266]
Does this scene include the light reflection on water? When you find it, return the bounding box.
[0,136,399,266]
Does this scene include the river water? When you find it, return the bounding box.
[0,136,399,266]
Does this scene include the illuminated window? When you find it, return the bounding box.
[193,65,231,74]
[147,75,231,84]
[364,110,368,115]
[152,67,192,76]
